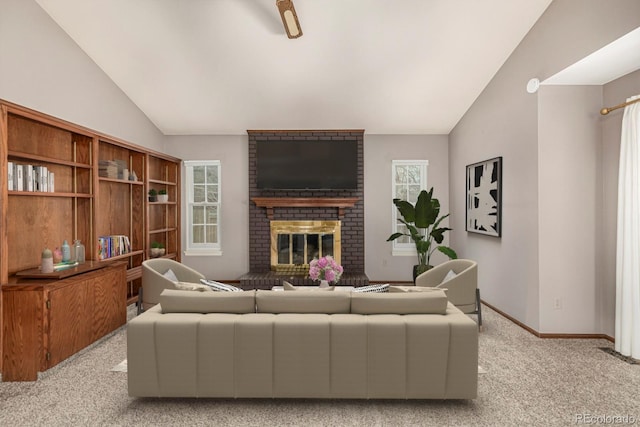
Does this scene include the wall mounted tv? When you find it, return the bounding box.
[256,139,358,190]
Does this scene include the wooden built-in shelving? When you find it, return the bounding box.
[0,99,182,380]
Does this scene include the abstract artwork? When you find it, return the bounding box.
[466,157,502,237]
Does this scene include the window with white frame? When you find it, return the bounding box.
[391,160,428,256]
[184,160,221,256]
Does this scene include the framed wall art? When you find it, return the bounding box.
[466,156,502,237]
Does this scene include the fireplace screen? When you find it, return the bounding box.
[270,220,341,272]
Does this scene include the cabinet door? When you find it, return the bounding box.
[47,282,92,369]
[92,265,127,340]
[1,289,44,381]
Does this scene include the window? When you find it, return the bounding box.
[391,160,428,256]
[184,160,221,256]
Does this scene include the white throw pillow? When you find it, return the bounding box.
[163,268,179,283]
[441,269,457,284]
[353,284,389,293]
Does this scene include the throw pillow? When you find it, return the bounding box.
[163,268,179,283]
[200,279,244,292]
[353,283,389,293]
[283,281,335,291]
[174,281,212,292]
[441,269,457,284]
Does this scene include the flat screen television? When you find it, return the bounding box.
[256,140,358,190]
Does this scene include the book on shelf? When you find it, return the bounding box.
[15,165,23,191]
[8,163,56,193]
[25,165,34,191]
[98,160,119,179]
[7,161,13,191]
[48,172,55,192]
[97,235,132,260]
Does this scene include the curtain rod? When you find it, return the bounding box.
[600,97,640,115]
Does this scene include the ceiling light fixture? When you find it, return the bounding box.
[277,0,302,39]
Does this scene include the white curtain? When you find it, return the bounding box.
[616,95,640,359]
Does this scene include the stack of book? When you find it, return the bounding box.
[97,235,132,260]
[98,160,119,178]
[7,162,55,192]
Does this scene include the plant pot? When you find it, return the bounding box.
[157,194,169,203]
[413,264,432,283]
[150,248,165,258]
[148,196,157,202]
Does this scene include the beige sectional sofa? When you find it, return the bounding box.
[127,289,478,399]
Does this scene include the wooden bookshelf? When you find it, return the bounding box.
[0,100,182,379]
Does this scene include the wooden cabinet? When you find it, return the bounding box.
[0,100,181,380]
[2,263,126,381]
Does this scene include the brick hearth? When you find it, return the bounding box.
[240,130,369,289]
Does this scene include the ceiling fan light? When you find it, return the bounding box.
[277,0,303,39]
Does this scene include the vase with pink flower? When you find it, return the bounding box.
[308,255,343,287]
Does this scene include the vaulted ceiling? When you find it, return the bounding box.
[36,0,552,135]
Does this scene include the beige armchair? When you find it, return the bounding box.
[140,259,206,313]
[415,259,481,327]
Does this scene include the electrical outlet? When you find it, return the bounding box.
[554,298,562,310]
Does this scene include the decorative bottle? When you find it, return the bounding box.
[53,247,63,264]
[41,248,54,273]
[74,240,86,263]
[61,240,71,263]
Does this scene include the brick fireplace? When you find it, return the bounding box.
[240,130,369,289]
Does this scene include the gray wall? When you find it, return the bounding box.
[538,85,602,333]
[364,135,449,282]
[449,0,640,332]
[164,135,250,281]
[0,0,165,151]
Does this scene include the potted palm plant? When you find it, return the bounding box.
[387,188,457,281]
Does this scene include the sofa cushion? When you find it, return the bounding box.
[160,289,256,313]
[256,290,350,314]
[350,290,448,314]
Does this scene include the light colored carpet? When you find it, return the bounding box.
[1,304,638,426]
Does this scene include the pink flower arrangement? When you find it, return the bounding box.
[308,255,343,284]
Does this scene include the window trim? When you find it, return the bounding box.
[391,160,428,257]
[183,160,222,257]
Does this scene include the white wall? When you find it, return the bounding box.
[449,0,640,331]
[364,134,449,282]
[0,0,165,151]
[164,135,249,281]
[538,85,602,333]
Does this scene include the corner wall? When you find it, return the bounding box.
[449,0,640,330]
[537,85,602,333]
